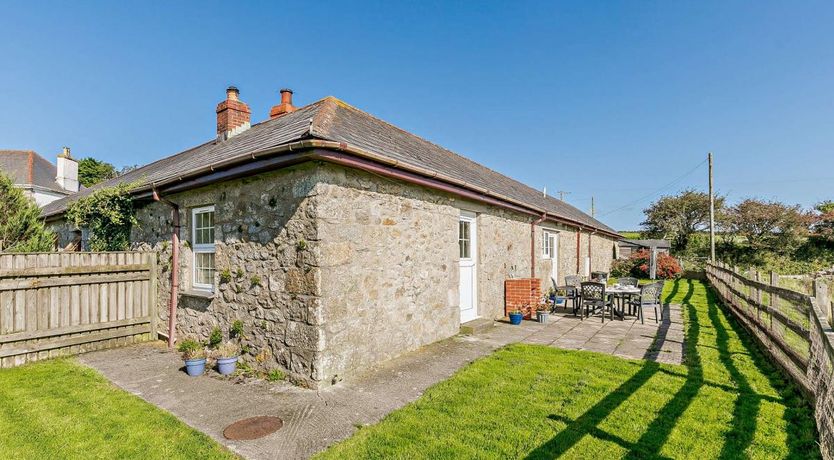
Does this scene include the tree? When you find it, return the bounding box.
[812,200,834,242]
[78,157,117,187]
[722,198,810,254]
[0,172,55,252]
[641,189,724,251]
[66,182,138,251]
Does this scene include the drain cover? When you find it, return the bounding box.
[223,416,283,440]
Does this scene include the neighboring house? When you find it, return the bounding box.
[618,239,671,258]
[44,87,621,387]
[0,148,80,206]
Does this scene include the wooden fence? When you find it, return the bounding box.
[0,251,158,367]
[706,262,834,457]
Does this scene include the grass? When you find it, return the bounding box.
[0,359,236,459]
[316,279,819,459]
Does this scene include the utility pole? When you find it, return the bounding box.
[591,196,596,217]
[557,190,570,201]
[709,152,716,262]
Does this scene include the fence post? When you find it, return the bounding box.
[149,252,159,341]
[770,271,777,331]
[755,271,762,323]
[816,279,831,328]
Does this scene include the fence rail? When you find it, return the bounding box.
[706,262,834,458]
[0,251,158,367]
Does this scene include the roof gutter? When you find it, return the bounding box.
[44,139,620,238]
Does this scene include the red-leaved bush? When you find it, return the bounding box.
[618,249,682,279]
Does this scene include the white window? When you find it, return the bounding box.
[192,206,215,291]
[459,220,472,259]
[542,230,556,258]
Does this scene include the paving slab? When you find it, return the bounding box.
[79,303,684,459]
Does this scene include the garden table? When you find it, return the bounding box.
[605,285,640,318]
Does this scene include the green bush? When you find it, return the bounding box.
[0,172,55,252]
[614,250,682,279]
[266,369,285,382]
[65,182,139,251]
[208,327,223,349]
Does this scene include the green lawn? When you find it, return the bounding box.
[317,279,819,459]
[0,359,236,459]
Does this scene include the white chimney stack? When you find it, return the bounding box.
[56,146,79,192]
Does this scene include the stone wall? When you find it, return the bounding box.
[142,165,323,386]
[48,160,618,387]
[312,165,460,383]
[50,165,325,386]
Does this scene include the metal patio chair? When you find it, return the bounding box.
[618,277,639,287]
[580,281,614,322]
[626,282,662,324]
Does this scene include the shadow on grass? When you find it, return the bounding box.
[527,279,819,459]
[703,286,820,458]
[524,280,696,459]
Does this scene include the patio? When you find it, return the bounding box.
[515,303,684,364]
[77,303,683,459]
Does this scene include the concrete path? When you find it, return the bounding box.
[79,304,683,460]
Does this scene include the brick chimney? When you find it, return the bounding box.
[269,89,296,119]
[216,86,251,140]
[56,146,79,192]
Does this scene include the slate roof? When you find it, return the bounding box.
[42,97,618,235]
[0,150,68,194]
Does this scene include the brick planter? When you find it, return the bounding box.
[505,278,542,320]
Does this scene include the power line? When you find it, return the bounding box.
[598,158,708,217]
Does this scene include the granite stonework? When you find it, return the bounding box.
[49,161,617,387]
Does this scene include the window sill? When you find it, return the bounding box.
[180,289,214,300]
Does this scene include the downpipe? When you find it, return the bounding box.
[153,189,180,349]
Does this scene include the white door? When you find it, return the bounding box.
[543,230,558,284]
[459,213,478,323]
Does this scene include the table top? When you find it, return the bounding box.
[607,285,640,294]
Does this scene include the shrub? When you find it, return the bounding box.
[208,327,223,349]
[266,369,286,382]
[176,338,205,360]
[65,181,139,251]
[215,342,239,359]
[610,258,637,278]
[230,320,244,339]
[619,249,682,279]
[0,172,55,252]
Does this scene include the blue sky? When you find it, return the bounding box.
[2,1,832,229]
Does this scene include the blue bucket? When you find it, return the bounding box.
[184,358,206,377]
[216,356,239,375]
[509,312,523,325]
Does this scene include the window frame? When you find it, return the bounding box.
[542,229,557,259]
[191,205,216,292]
[459,219,472,260]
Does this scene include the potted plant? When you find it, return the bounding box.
[178,338,207,377]
[215,342,240,376]
[508,309,524,325]
[536,299,551,324]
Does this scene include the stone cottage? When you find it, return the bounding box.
[43,87,620,387]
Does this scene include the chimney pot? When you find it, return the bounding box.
[216,85,251,140]
[226,86,240,101]
[270,88,296,119]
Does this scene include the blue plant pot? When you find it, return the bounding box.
[509,312,523,325]
[555,296,566,307]
[216,356,239,376]
[184,358,206,377]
